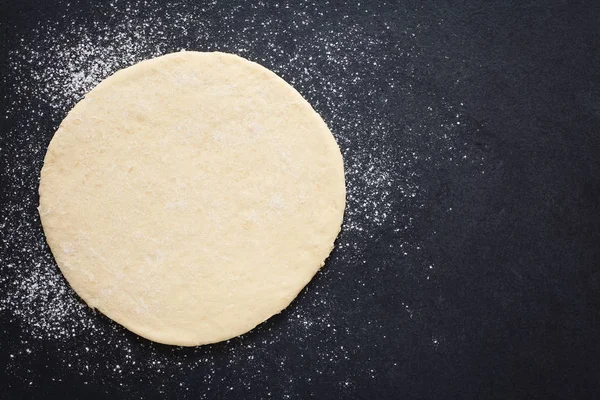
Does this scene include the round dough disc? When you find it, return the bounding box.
[38,51,345,346]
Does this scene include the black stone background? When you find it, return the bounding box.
[1,0,599,399]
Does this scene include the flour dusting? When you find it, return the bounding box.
[1,0,486,396]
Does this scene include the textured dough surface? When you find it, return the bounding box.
[38,51,345,346]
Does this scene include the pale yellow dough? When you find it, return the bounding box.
[38,51,345,346]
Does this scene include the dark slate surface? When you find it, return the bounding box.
[1,0,599,399]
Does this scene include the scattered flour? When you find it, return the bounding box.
[1,0,486,396]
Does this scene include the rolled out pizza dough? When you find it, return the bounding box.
[38,51,346,346]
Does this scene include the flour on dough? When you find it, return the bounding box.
[38,51,346,346]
